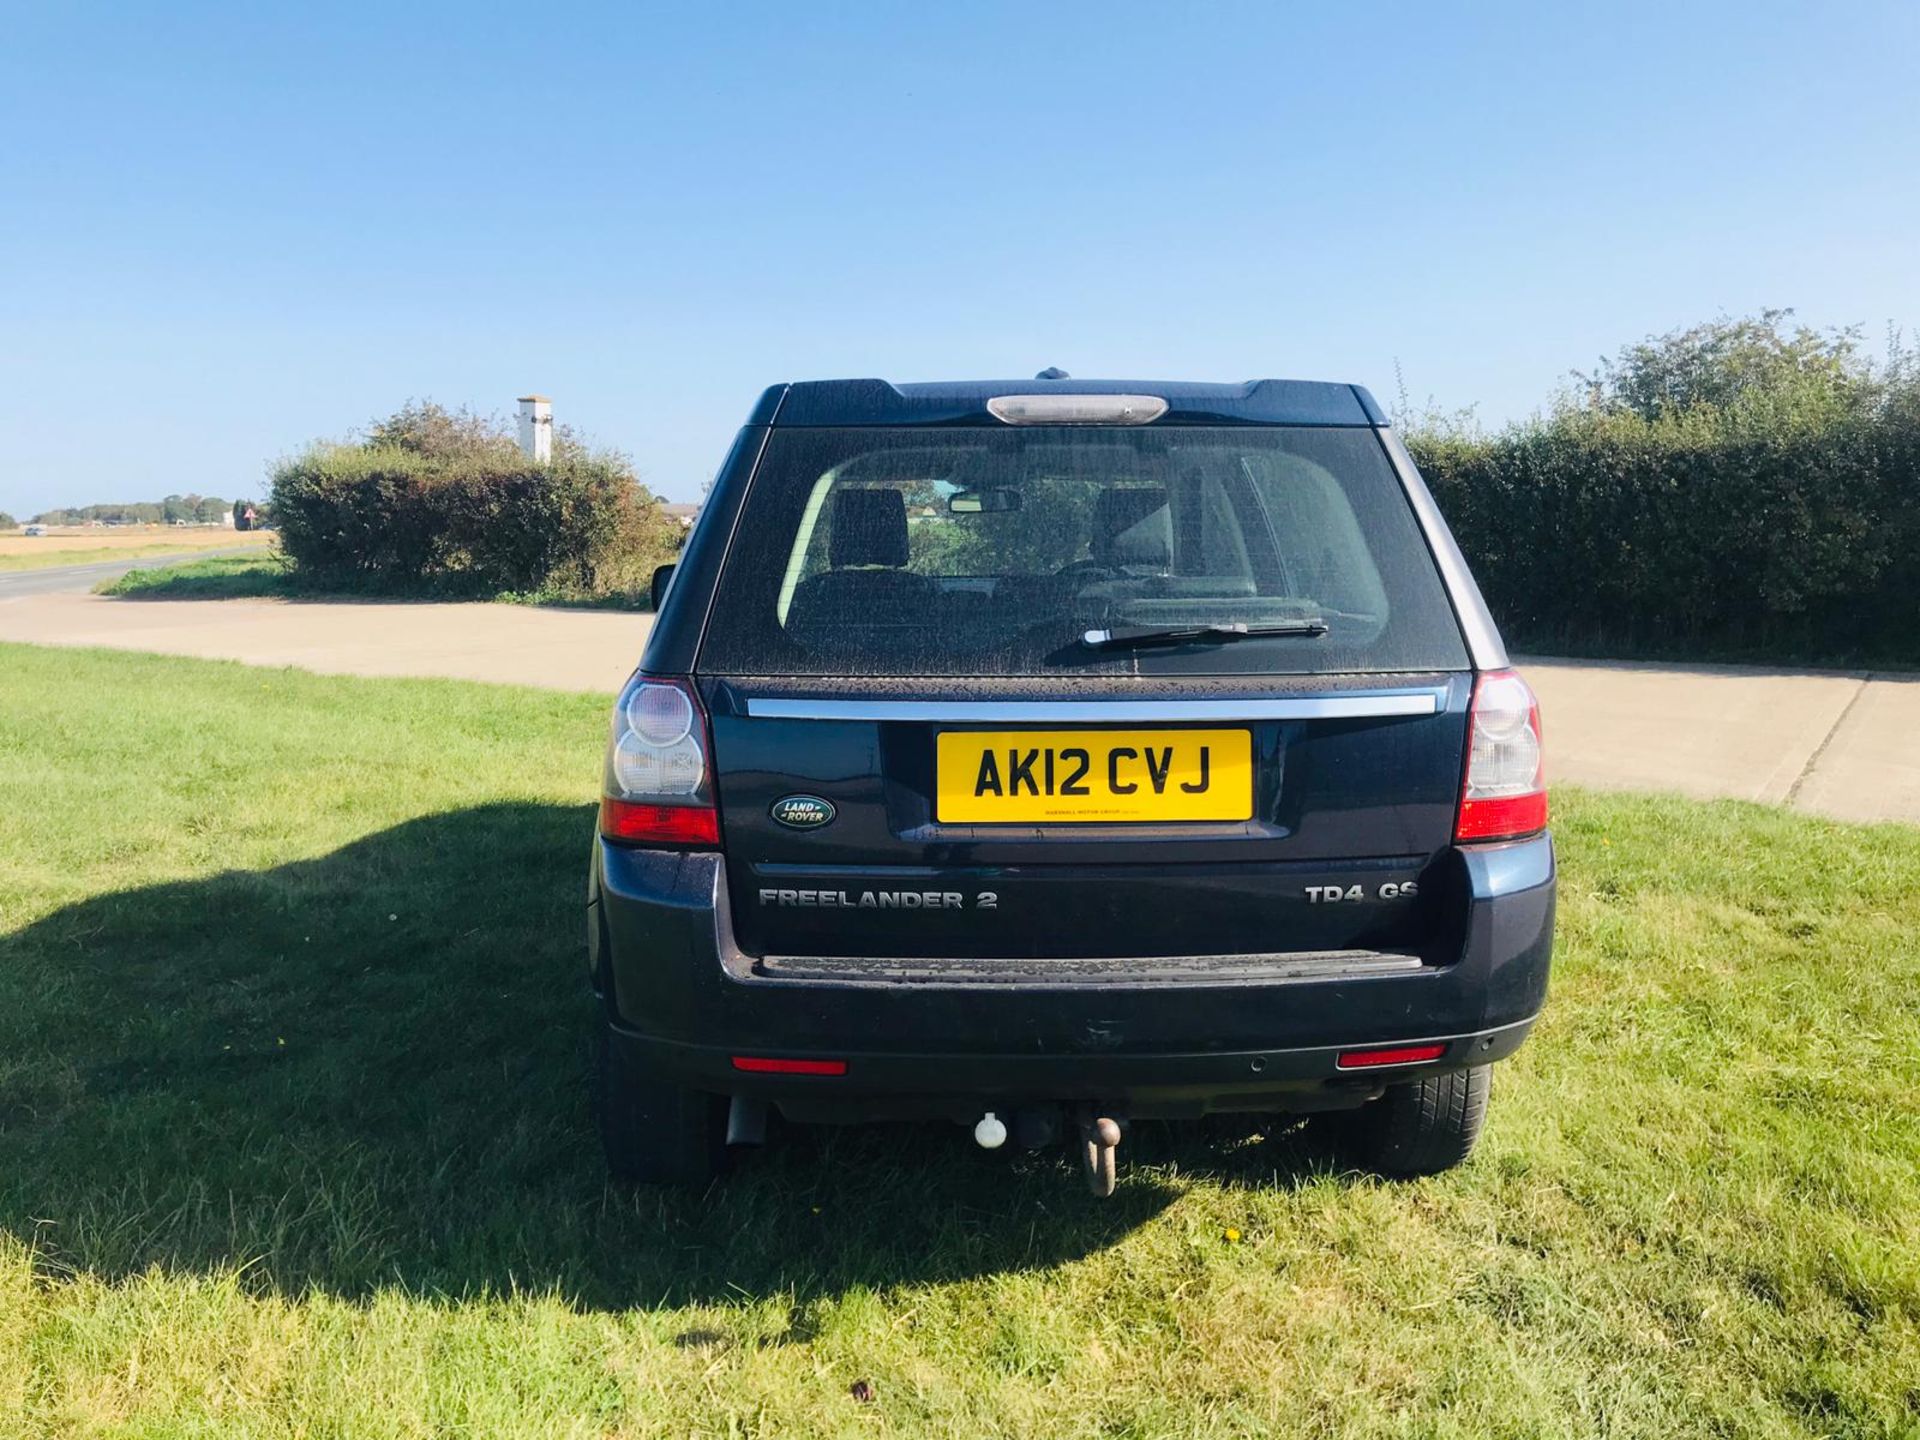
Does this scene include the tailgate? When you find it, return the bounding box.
[707,675,1470,964]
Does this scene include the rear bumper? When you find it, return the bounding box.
[601,1017,1536,1121]
[589,834,1554,1117]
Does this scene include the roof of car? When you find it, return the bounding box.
[748,378,1388,428]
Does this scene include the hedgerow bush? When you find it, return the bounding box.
[1407,313,1920,664]
[270,403,680,601]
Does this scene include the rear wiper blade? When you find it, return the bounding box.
[1080,619,1329,651]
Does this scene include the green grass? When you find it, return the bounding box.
[98,552,650,610]
[2,643,1917,1438]
[94,552,302,599]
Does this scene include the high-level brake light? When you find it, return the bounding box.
[986,394,1169,425]
[1455,669,1548,842]
[599,675,720,848]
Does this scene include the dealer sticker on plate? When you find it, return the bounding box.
[935,729,1253,824]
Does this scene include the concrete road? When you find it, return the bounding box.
[0,589,650,694]
[1760,672,1920,825]
[1,569,1913,824]
[1519,658,1919,826]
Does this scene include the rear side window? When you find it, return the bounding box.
[699,426,1468,676]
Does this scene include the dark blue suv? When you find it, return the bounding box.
[587,376,1553,1194]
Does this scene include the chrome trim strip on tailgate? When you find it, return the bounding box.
[742,693,1442,722]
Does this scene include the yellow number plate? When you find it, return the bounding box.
[935,729,1253,824]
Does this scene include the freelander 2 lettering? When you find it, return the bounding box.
[758,888,997,910]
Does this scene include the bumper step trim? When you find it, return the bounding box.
[755,948,1426,985]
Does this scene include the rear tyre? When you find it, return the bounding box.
[1351,1065,1491,1177]
[592,1008,728,1188]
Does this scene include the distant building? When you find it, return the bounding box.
[661,503,700,529]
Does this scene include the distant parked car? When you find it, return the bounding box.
[587,373,1555,1196]
[23,524,46,537]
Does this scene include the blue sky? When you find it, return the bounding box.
[2,1,1916,514]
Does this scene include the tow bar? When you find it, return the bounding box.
[1076,1111,1123,1197]
[970,1106,1126,1197]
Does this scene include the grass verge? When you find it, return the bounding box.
[98,552,650,609]
[1,644,1917,1437]
[95,552,303,599]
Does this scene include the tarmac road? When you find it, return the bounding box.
[0,546,262,599]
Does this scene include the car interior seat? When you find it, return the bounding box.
[1090,485,1172,570]
[785,488,934,643]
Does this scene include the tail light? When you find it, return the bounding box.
[599,674,720,847]
[1454,669,1547,843]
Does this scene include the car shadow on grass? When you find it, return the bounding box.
[0,802,1374,1311]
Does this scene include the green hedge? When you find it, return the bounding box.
[270,445,678,601]
[1410,407,1920,665]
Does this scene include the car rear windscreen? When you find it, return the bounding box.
[697,426,1469,677]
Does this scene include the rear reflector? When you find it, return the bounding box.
[731,1056,848,1076]
[598,797,720,847]
[1336,1043,1447,1070]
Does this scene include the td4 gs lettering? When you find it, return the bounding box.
[1304,881,1419,903]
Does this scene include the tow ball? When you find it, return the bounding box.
[1076,1110,1124,1198]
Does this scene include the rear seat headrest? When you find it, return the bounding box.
[830,488,910,569]
[1093,485,1171,566]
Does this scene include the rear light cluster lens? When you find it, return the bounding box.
[616,683,701,792]
[600,675,719,847]
[599,800,719,846]
[628,682,696,747]
[1455,669,1548,842]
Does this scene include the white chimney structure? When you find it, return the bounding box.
[516,394,553,464]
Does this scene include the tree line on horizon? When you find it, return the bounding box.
[18,493,257,527]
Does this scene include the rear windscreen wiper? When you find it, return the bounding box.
[1080,619,1329,651]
